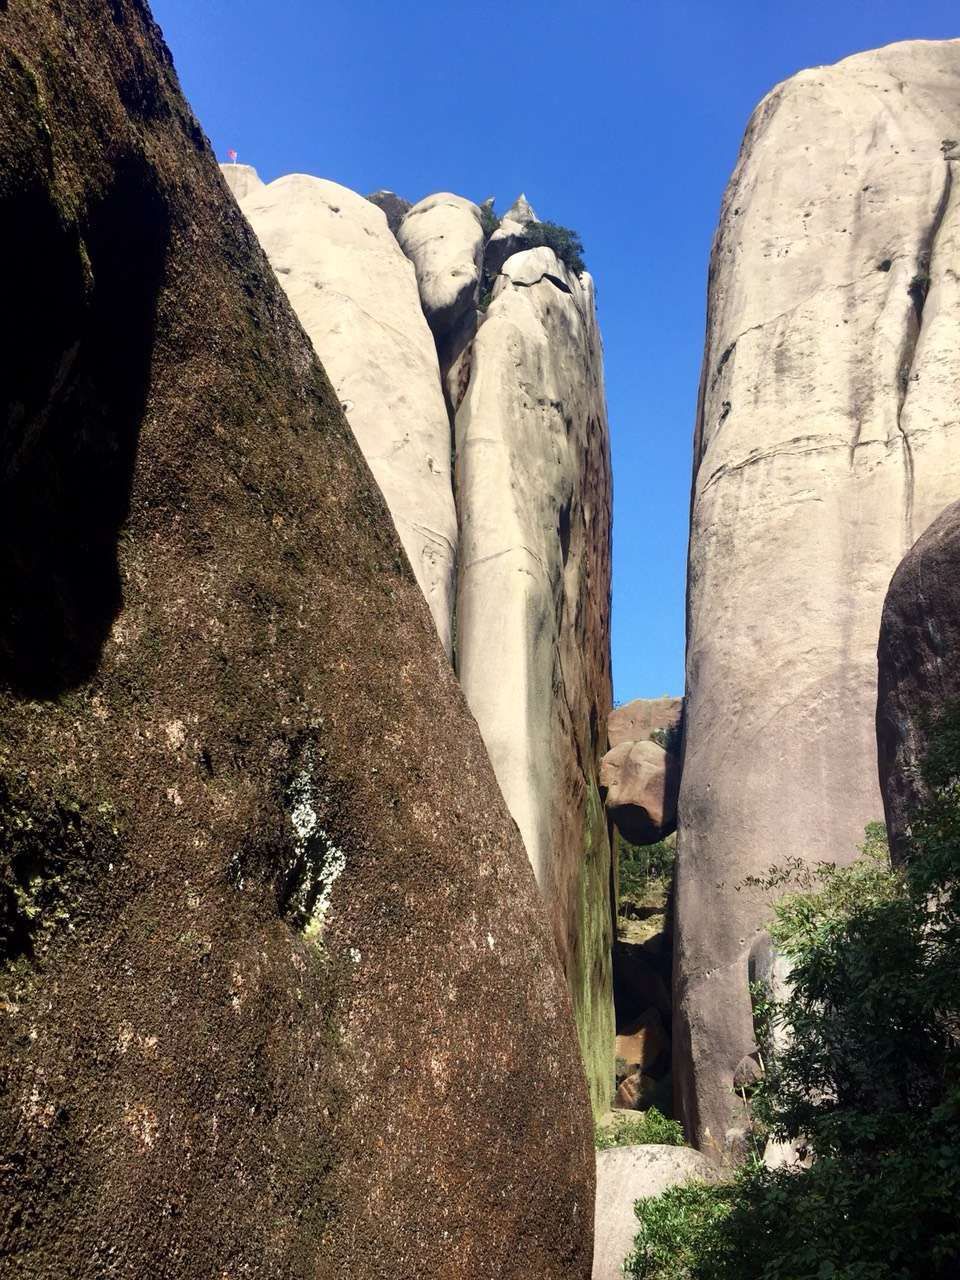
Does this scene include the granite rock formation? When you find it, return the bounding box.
[227,172,457,654]
[877,498,960,862]
[221,160,263,202]
[592,1145,719,1280]
[455,244,615,1112]
[397,192,485,411]
[678,39,960,1156]
[0,4,594,1275]
[601,740,680,845]
[365,188,411,236]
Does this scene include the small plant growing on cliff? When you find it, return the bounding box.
[626,712,960,1279]
[519,219,586,275]
[478,201,499,240]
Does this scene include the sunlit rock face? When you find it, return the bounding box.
[454,244,615,1114]
[0,5,596,1275]
[677,38,960,1157]
[227,170,458,656]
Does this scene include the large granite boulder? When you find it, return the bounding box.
[592,1145,719,1280]
[677,39,960,1156]
[0,4,594,1276]
[225,171,458,655]
[397,192,484,410]
[608,697,682,750]
[484,192,540,277]
[455,244,615,1113]
[877,499,960,862]
[600,739,680,844]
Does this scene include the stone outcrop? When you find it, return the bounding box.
[484,192,539,277]
[592,1145,719,1280]
[601,739,680,845]
[397,192,484,410]
[677,39,960,1156]
[454,243,614,1112]
[365,188,411,235]
[227,171,458,655]
[877,498,960,861]
[221,160,263,201]
[0,4,595,1275]
[608,697,682,750]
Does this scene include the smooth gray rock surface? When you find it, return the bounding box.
[677,38,960,1157]
[455,243,615,1113]
[225,170,458,654]
[593,1145,718,1279]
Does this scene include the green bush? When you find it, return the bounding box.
[596,1107,686,1150]
[619,836,676,901]
[626,711,960,1280]
[519,219,586,275]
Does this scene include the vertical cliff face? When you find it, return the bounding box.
[678,39,960,1155]
[229,173,457,655]
[0,3,596,1274]
[225,169,616,1112]
[455,245,615,1112]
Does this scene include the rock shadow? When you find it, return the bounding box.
[0,155,169,697]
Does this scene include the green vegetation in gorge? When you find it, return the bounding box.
[626,712,960,1280]
[595,1107,685,1150]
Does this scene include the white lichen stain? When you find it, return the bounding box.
[166,786,183,807]
[164,719,187,750]
[486,933,496,950]
[123,1101,159,1149]
[287,752,347,943]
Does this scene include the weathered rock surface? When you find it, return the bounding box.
[593,1145,719,1280]
[878,498,960,861]
[227,172,458,655]
[397,192,484,410]
[608,697,682,750]
[455,244,614,1112]
[601,739,680,844]
[221,160,263,201]
[484,193,539,277]
[0,5,594,1276]
[365,188,411,235]
[677,39,960,1156]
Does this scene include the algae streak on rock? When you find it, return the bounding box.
[677,38,960,1157]
[0,4,595,1275]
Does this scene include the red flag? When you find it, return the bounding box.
[227,148,238,163]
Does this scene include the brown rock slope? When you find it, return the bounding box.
[0,3,593,1277]
[877,499,960,863]
[678,39,960,1158]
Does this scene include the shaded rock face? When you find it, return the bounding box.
[678,38,960,1157]
[365,188,411,236]
[397,192,485,411]
[592,1145,719,1280]
[455,245,615,1112]
[225,171,457,655]
[0,5,595,1277]
[608,697,682,750]
[877,498,960,862]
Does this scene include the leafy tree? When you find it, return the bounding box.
[519,219,586,275]
[626,711,960,1280]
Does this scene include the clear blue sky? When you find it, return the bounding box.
[151,0,958,701]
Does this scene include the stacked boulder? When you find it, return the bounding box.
[601,697,682,849]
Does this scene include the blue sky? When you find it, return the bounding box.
[151,0,959,701]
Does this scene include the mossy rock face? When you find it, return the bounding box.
[0,4,595,1276]
[571,777,616,1117]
